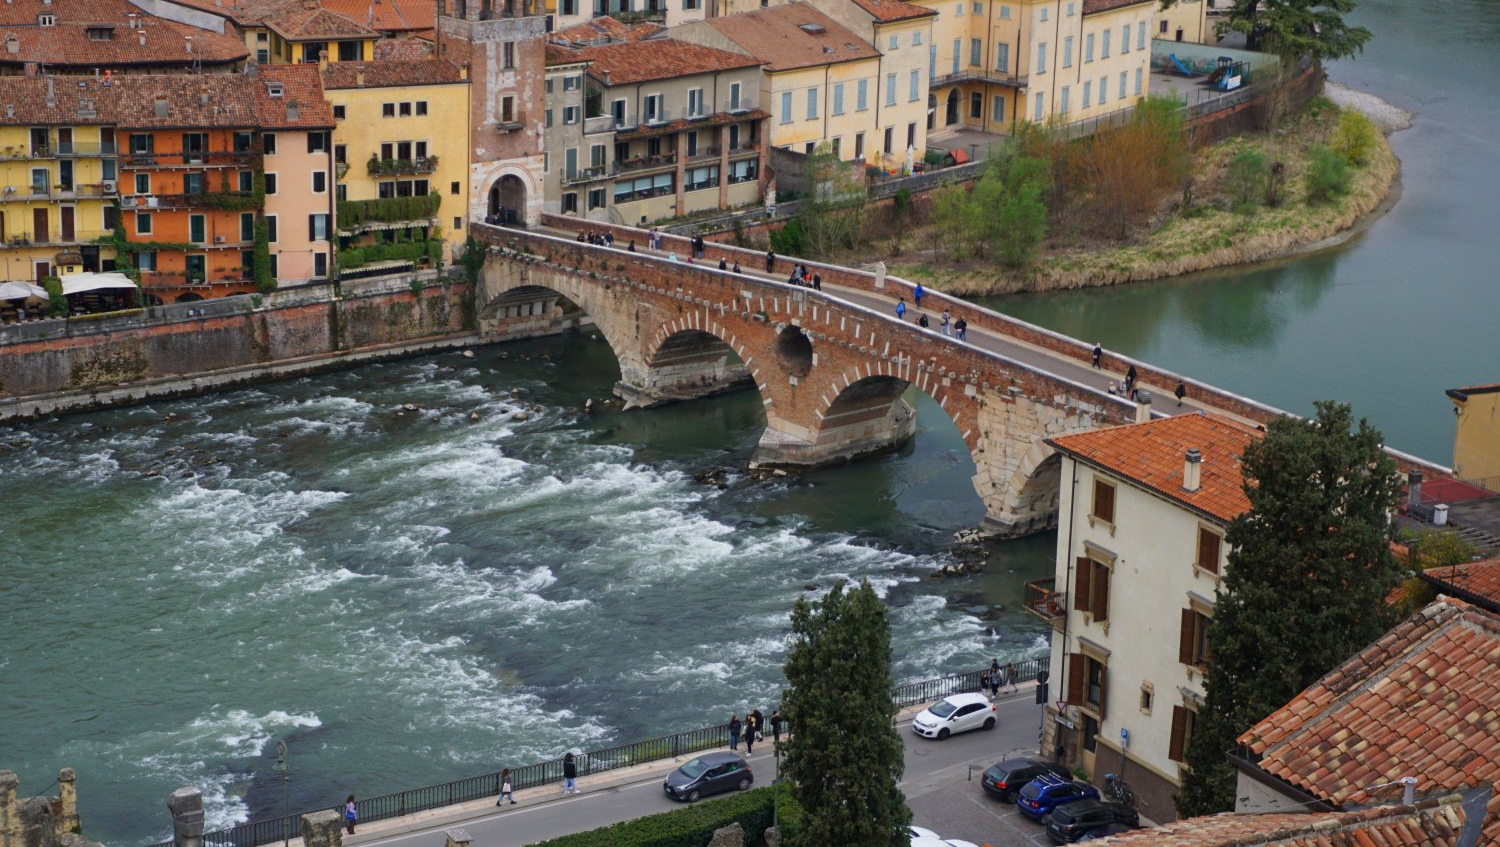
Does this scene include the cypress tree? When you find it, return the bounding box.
[782,580,909,847]
[1177,402,1403,816]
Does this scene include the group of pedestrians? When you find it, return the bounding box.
[786,263,821,290]
[728,708,782,753]
[982,659,1020,699]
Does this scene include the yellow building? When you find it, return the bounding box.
[266,8,380,64]
[1448,383,1500,493]
[0,78,120,285]
[1154,0,1210,45]
[676,4,897,165]
[321,59,472,273]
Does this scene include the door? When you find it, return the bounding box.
[186,254,206,283]
[57,128,73,155]
[32,208,48,243]
[60,206,74,242]
[33,261,49,282]
[945,89,960,125]
[954,702,984,731]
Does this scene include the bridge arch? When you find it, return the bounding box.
[641,324,761,407]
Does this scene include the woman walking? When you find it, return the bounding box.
[729,714,742,751]
[743,712,757,755]
[344,796,357,835]
[562,752,579,795]
[496,768,516,806]
[769,710,783,745]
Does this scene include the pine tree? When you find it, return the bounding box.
[1177,402,1403,816]
[782,580,909,847]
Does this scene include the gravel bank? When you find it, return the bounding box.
[1324,80,1414,133]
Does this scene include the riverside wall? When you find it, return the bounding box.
[0,273,477,423]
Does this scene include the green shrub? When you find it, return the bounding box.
[1225,148,1269,214]
[528,786,799,847]
[1330,108,1378,166]
[42,276,67,317]
[769,218,806,256]
[336,193,442,227]
[1303,144,1353,204]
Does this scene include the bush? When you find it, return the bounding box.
[769,218,806,256]
[1225,148,1269,214]
[336,193,442,227]
[42,275,67,317]
[1330,108,1378,166]
[528,786,799,847]
[1303,144,1353,204]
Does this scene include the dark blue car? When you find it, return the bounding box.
[1015,773,1100,821]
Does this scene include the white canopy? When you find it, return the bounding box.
[60,272,138,296]
[0,281,48,300]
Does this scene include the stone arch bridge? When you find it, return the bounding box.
[471,222,1141,536]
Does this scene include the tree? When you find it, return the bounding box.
[1177,402,1403,816]
[987,155,1052,268]
[928,183,978,261]
[1207,0,1372,60]
[782,580,909,847]
[1330,108,1378,166]
[800,142,868,257]
[1086,97,1190,237]
[1303,144,1352,204]
[1225,148,1270,214]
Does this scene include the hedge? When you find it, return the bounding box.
[338,239,443,268]
[528,786,800,847]
[337,193,442,226]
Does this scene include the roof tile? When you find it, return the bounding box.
[320,58,464,89]
[0,0,247,68]
[1087,798,1470,847]
[554,37,762,85]
[846,0,935,22]
[702,4,880,72]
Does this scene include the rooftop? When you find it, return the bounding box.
[321,58,464,89]
[105,75,263,127]
[1239,598,1500,846]
[1082,0,1155,14]
[702,4,880,72]
[266,6,378,40]
[1419,557,1500,613]
[253,64,336,128]
[1089,796,1478,847]
[1447,382,1500,401]
[1046,413,1260,524]
[0,0,248,68]
[320,0,434,32]
[551,14,663,45]
[847,0,935,23]
[562,38,762,85]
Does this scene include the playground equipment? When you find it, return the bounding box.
[1206,55,1250,90]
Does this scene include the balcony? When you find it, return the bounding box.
[496,114,527,133]
[0,142,117,160]
[617,152,677,174]
[367,155,440,177]
[336,193,442,232]
[4,230,112,248]
[121,191,260,211]
[1023,578,1066,627]
[124,150,261,168]
[687,145,721,163]
[20,183,114,199]
[930,68,1029,90]
[583,115,616,136]
[727,141,761,157]
[139,271,251,288]
[562,165,615,185]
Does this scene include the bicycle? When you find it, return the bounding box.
[1103,772,1135,808]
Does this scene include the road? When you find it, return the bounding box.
[360,694,1047,847]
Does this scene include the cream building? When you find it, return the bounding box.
[1154,0,1210,45]
[1447,382,1500,493]
[675,4,904,165]
[1029,413,1258,823]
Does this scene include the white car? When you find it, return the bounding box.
[909,827,941,841]
[911,693,996,739]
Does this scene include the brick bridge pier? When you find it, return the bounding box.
[472,223,1138,536]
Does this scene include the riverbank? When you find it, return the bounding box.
[889,94,1405,296]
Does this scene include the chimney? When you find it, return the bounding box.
[1133,391,1151,424]
[1408,470,1423,510]
[1399,777,1418,805]
[356,70,365,86]
[199,85,210,105]
[1183,449,1202,493]
[602,69,611,85]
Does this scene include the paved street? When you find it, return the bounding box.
[356,691,1049,847]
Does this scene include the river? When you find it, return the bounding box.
[2,2,1494,843]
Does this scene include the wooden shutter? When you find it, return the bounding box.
[1096,662,1108,720]
[1093,480,1115,523]
[1066,653,1084,704]
[1073,556,1091,612]
[1197,528,1221,574]
[1169,706,1188,762]
[1092,563,1110,622]
[1179,609,1196,666]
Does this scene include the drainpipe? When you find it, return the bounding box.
[1055,455,1078,763]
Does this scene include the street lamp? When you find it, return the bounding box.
[968,142,979,164]
[273,740,290,847]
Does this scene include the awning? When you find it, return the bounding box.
[60,272,138,296]
[0,281,48,301]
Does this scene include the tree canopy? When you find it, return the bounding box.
[1207,0,1372,60]
[1176,401,1403,816]
[781,580,909,847]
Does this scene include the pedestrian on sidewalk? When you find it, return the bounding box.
[913,283,925,308]
[732,262,742,274]
[896,298,907,321]
[1092,343,1103,369]
[751,708,764,738]
[765,250,776,273]
[980,668,992,699]
[918,313,930,329]
[769,709,783,745]
[562,752,579,795]
[344,796,357,835]
[743,713,757,755]
[1175,380,1186,406]
[940,311,952,336]
[693,235,705,259]
[989,659,1003,698]
[1005,662,1018,693]
[719,257,728,271]
[497,768,516,805]
[729,714,742,751]
[1125,365,1137,396]
[811,273,821,291]
[954,318,967,341]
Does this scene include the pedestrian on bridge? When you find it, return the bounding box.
[729,714,743,750]
[733,262,742,274]
[765,250,776,273]
[649,228,662,250]
[914,283,925,308]
[1125,365,1138,396]
[719,257,728,270]
[919,313,930,329]
[896,298,907,321]
[496,768,516,805]
[811,273,821,291]
[954,318,967,341]
[693,235,706,259]
[605,231,615,248]
[562,752,579,795]
[628,240,636,252]
[1092,343,1103,368]
[941,311,952,336]
[1175,380,1187,406]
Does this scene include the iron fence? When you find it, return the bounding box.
[139,662,1045,847]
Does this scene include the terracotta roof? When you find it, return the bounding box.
[0,77,114,125]
[560,38,761,85]
[105,75,262,127]
[0,0,248,68]
[1088,798,1474,847]
[266,6,377,39]
[848,0,935,23]
[1420,557,1500,611]
[702,4,880,72]
[1447,383,1500,400]
[254,63,335,128]
[1082,0,1154,13]
[615,107,769,138]
[1047,414,1259,524]
[153,0,304,27]
[1239,598,1500,845]
[373,37,432,60]
[320,58,464,89]
[320,0,433,32]
[545,42,590,67]
[551,14,662,45]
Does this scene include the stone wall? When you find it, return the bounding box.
[0,769,103,847]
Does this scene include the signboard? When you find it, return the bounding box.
[1224,75,1242,91]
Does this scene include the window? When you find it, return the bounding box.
[135,251,156,271]
[1083,81,1091,108]
[831,137,841,158]
[312,171,327,193]
[952,38,960,74]
[1073,555,1111,622]
[265,173,278,195]
[780,91,793,124]
[1102,29,1111,58]
[685,132,698,158]
[336,185,347,201]
[1121,24,1130,53]
[563,75,580,91]
[182,132,208,162]
[257,49,270,63]
[1139,21,1146,50]
[854,131,864,160]
[685,165,718,191]
[309,213,329,242]
[995,42,1009,72]
[314,252,328,278]
[1169,706,1198,763]
[453,217,462,230]
[688,87,704,117]
[264,215,278,243]
[129,133,153,155]
[189,214,206,244]
[103,160,116,180]
[1036,41,1047,74]
[307,132,328,153]
[1100,75,1108,103]
[1086,33,1094,62]
[1139,683,1153,714]
[999,4,1010,18]
[909,69,920,101]
[545,109,553,128]
[262,133,277,154]
[888,34,898,50]
[238,171,254,192]
[1120,71,1127,100]
[1091,479,1116,524]
[728,82,742,111]
[240,213,255,242]
[1034,92,1043,120]
[970,91,982,118]
[955,1,963,14]
[383,103,396,118]
[857,78,869,111]
[588,187,606,210]
[399,102,412,117]
[501,96,517,123]
[883,126,893,154]
[1066,652,1107,717]
[972,1,981,12]
[805,141,816,154]
[135,212,153,235]
[1040,6,1048,19]
[1180,607,1212,669]
[338,40,360,61]
[832,82,845,115]
[612,98,627,126]
[644,94,662,122]
[563,106,579,124]
[1063,36,1073,67]
[970,38,981,66]
[503,41,515,69]
[1135,67,1143,95]
[183,172,205,195]
[913,30,922,45]
[992,95,1005,122]
[1161,19,1169,33]
[1193,525,1227,576]
[806,88,818,120]
[906,121,916,148]
[1067,1,1074,13]
[134,173,150,194]
[38,13,55,26]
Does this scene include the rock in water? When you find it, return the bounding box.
[512,412,529,422]
[462,349,476,359]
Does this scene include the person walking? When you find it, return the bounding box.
[811,273,821,291]
[605,231,614,248]
[765,250,776,273]
[1175,380,1187,406]
[918,313,930,328]
[649,228,661,250]
[980,667,992,699]
[954,318,967,341]
[769,709,783,745]
[1092,343,1103,369]
[718,257,728,271]
[344,796,357,835]
[732,262,742,274]
[895,298,906,321]
[913,282,925,308]
[562,752,579,795]
[989,659,1003,698]
[693,235,705,259]
[1125,365,1138,396]
[496,768,516,805]
[729,714,742,751]
[940,311,952,336]
[751,708,764,736]
[743,713,756,755]
[628,240,636,253]
[1005,662,1018,693]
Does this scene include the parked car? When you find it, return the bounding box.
[1077,823,1137,842]
[981,758,1072,802]
[1015,773,1100,821]
[1045,799,1140,842]
[911,693,997,739]
[909,826,941,842]
[662,752,752,802]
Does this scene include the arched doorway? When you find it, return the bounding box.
[174,292,204,303]
[487,174,528,227]
[927,93,938,130]
[945,89,960,126]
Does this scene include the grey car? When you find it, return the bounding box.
[663,751,753,802]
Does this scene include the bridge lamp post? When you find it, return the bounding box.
[273,740,290,847]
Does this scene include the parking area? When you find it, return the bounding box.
[909,769,1059,847]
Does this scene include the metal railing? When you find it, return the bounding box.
[140,662,1046,847]
[930,68,1028,89]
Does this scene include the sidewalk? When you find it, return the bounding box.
[349,683,1037,845]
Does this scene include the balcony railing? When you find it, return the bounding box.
[617,152,677,173]
[367,155,440,176]
[562,165,615,185]
[1023,578,1066,627]
[0,142,117,160]
[687,145,721,162]
[138,271,250,288]
[727,141,760,156]
[21,183,114,198]
[336,192,442,228]
[583,115,616,135]
[4,230,112,248]
[124,150,262,167]
[930,68,1029,89]
[121,191,260,211]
